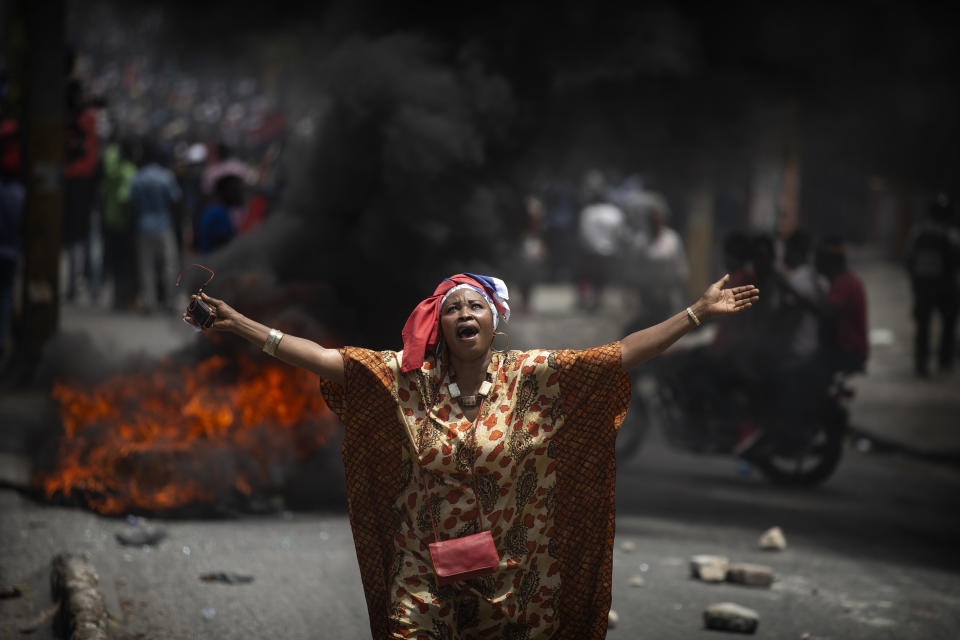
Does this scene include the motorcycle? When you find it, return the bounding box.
[616,339,852,487]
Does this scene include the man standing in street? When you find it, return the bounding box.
[130,141,181,313]
[577,170,625,312]
[905,195,960,377]
[100,138,138,310]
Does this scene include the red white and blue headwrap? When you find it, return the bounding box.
[400,273,511,373]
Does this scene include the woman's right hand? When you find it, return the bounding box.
[182,293,346,384]
[182,292,242,333]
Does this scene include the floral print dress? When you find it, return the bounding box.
[319,343,629,640]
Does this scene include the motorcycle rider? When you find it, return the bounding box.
[777,236,868,416]
[780,230,824,361]
[620,231,854,482]
[815,236,868,375]
[731,233,864,455]
[686,233,787,455]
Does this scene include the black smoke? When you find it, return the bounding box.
[67,0,960,346]
[206,32,521,347]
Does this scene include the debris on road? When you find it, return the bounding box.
[628,575,646,587]
[115,526,168,547]
[703,602,759,634]
[608,609,619,629]
[726,563,775,588]
[0,585,22,599]
[691,554,729,582]
[619,540,637,552]
[50,553,109,640]
[758,526,787,551]
[200,572,255,584]
[201,607,217,620]
[17,601,61,634]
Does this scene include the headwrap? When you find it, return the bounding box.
[400,273,510,373]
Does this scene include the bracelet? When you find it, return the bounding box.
[262,328,284,356]
[686,307,701,327]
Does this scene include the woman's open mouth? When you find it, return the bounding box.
[456,325,480,341]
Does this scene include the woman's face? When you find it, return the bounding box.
[440,288,495,361]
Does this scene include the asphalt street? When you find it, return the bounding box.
[1,249,959,639]
[2,427,958,639]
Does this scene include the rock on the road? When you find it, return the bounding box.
[758,526,787,551]
[608,609,620,628]
[726,562,775,588]
[691,554,729,582]
[703,602,760,634]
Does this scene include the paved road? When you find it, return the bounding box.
[2,428,958,639]
[2,249,959,638]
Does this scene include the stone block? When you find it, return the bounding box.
[704,602,759,634]
[758,526,787,551]
[691,554,729,582]
[726,562,775,587]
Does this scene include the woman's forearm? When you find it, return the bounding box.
[231,314,345,384]
[620,300,707,371]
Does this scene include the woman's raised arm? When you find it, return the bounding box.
[184,292,345,385]
[619,274,759,371]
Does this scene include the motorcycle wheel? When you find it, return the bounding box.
[749,413,845,487]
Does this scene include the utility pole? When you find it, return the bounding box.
[14,0,65,383]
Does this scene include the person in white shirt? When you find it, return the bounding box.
[577,193,626,312]
[781,230,823,359]
[635,202,689,322]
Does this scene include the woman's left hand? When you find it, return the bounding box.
[696,274,759,320]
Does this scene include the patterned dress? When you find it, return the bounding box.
[319,343,630,640]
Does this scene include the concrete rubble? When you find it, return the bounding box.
[690,553,776,588]
[608,608,619,629]
[726,562,775,588]
[758,526,787,551]
[690,554,729,583]
[703,602,760,634]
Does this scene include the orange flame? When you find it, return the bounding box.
[38,353,338,514]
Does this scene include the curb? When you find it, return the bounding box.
[848,425,960,468]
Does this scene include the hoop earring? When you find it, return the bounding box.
[493,330,510,352]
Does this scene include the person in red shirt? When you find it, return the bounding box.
[63,79,101,303]
[814,237,868,373]
[737,236,867,457]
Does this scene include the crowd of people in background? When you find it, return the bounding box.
[0,37,292,369]
[51,57,289,315]
[0,41,957,383]
[514,168,959,385]
[515,169,689,319]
